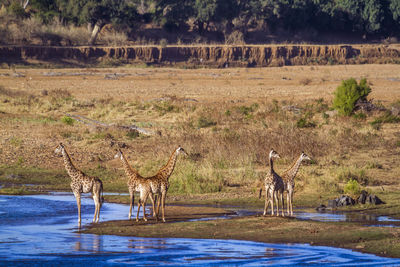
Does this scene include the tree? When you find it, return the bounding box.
[58,0,138,45]
[153,0,194,31]
[193,0,217,33]
[390,0,400,22]
[336,0,383,35]
[30,0,59,23]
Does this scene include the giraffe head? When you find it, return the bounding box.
[176,146,188,156]
[269,149,280,160]
[300,151,311,162]
[114,149,123,160]
[54,143,65,154]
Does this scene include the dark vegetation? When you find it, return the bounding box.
[1,0,400,46]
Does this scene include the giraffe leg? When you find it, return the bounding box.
[274,191,279,216]
[136,200,141,222]
[287,192,290,216]
[270,190,275,216]
[157,193,162,217]
[149,193,158,221]
[92,194,98,223]
[142,193,149,222]
[129,192,134,220]
[290,192,294,216]
[161,191,166,223]
[96,202,101,223]
[95,192,101,223]
[74,192,81,228]
[280,191,285,217]
[263,188,269,216]
[153,194,158,218]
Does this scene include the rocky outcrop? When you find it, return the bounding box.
[323,192,385,210]
[1,45,400,67]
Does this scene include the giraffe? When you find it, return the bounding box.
[147,146,187,222]
[55,143,103,227]
[114,149,156,222]
[282,152,311,216]
[263,149,285,216]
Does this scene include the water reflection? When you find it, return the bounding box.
[295,210,400,226]
[74,233,103,253]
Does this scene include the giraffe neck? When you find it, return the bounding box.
[286,156,303,181]
[120,153,139,178]
[61,149,80,178]
[269,156,274,173]
[158,150,178,180]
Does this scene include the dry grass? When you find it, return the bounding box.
[0,14,129,46]
[0,65,399,197]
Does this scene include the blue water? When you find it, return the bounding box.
[1,194,400,266]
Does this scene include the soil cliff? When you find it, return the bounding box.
[1,44,400,67]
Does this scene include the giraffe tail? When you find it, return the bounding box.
[258,187,263,199]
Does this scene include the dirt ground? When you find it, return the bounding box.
[1,63,399,168]
[1,64,400,103]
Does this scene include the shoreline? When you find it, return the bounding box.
[80,203,400,259]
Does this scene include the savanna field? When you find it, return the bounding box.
[3,0,400,262]
[1,64,400,207]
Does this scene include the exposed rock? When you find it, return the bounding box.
[337,195,355,206]
[325,110,338,117]
[391,106,400,116]
[354,98,386,113]
[357,190,369,204]
[12,72,25,77]
[104,73,119,80]
[327,195,355,208]
[327,199,338,208]
[326,192,385,209]
[366,194,385,205]
[282,105,302,114]
[5,174,22,179]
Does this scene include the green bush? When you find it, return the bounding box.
[333,78,371,116]
[343,179,362,197]
[61,116,74,125]
[197,116,216,128]
[296,117,316,128]
[126,130,139,139]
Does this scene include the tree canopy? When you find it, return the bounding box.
[2,0,400,44]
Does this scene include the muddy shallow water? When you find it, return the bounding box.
[1,193,400,266]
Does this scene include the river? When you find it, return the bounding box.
[1,193,400,266]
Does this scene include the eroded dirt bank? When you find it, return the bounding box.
[1,44,400,67]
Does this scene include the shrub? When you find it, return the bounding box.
[343,179,362,197]
[61,116,74,125]
[296,118,316,128]
[333,78,371,116]
[225,30,245,45]
[197,116,216,128]
[370,111,400,126]
[126,130,139,139]
[337,168,370,185]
